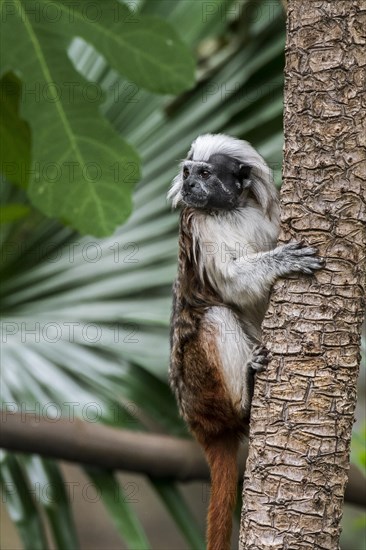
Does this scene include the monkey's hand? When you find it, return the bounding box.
[275,241,325,276]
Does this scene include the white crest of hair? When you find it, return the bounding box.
[189,133,260,165]
[167,171,184,208]
[167,133,278,216]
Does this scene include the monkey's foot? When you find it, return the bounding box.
[249,345,269,373]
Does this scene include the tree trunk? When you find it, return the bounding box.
[240,2,366,549]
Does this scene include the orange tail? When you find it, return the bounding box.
[204,434,239,550]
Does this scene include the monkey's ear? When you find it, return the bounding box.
[239,164,251,187]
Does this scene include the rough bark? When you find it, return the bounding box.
[240,1,366,549]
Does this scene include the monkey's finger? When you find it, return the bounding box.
[252,345,269,357]
[306,258,325,269]
[285,240,305,250]
[300,266,317,274]
[250,361,268,373]
[289,246,318,257]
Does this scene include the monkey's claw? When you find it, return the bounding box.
[249,345,270,373]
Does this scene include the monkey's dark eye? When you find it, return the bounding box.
[201,170,210,179]
[183,167,189,179]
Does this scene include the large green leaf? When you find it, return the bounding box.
[53,0,195,95]
[0,0,195,236]
[1,1,140,236]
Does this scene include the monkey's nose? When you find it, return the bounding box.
[189,180,197,188]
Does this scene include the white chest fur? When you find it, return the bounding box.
[191,203,279,309]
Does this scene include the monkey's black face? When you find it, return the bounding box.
[181,153,251,210]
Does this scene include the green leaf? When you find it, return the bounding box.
[54,0,195,95]
[0,72,31,188]
[1,1,141,236]
[153,481,205,550]
[86,468,150,550]
[0,452,48,550]
[0,203,31,223]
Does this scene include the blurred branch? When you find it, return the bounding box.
[0,413,364,507]
[0,413,210,480]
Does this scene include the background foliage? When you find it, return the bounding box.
[1,0,365,548]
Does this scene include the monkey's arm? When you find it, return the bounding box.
[222,242,324,304]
